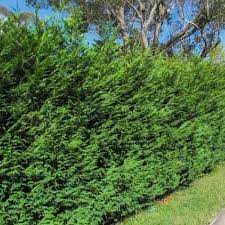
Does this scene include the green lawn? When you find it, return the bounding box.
[120,164,225,225]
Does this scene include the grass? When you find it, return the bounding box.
[120,164,225,225]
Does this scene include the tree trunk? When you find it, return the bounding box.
[141,30,148,48]
[115,6,129,43]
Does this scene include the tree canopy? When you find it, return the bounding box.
[26,0,225,56]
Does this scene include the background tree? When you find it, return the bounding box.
[26,0,225,56]
[209,44,225,64]
[0,5,35,24]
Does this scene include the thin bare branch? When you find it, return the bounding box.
[165,6,207,50]
[144,2,158,30]
[125,0,143,24]
[176,0,200,29]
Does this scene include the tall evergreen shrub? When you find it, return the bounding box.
[0,16,225,225]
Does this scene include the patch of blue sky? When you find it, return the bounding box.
[0,0,53,19]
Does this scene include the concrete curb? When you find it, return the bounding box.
[209,210,225,225]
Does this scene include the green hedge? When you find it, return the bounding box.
[0,18,225,225]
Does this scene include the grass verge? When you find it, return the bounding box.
[120,164,225,225]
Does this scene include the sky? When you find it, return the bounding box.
[0,0,52,18]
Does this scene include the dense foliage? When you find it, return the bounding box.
[0,17,225,225]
